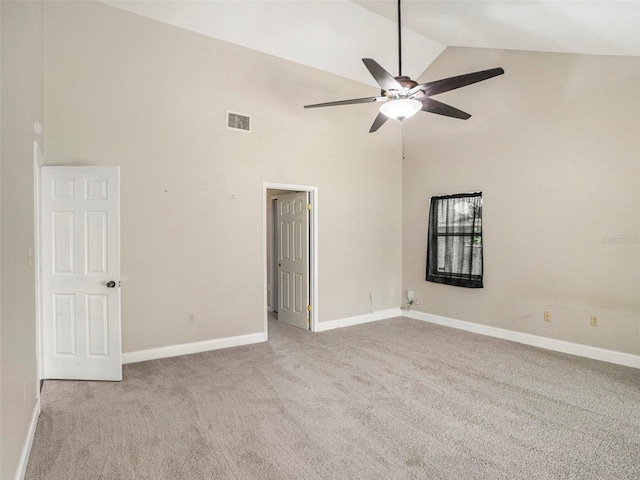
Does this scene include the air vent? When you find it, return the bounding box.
[226,111,251,133]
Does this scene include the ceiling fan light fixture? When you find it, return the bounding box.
[303,0,504,132]
[379,98,422,121]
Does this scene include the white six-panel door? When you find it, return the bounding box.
[41,166,122,381]
[277,192,310,330]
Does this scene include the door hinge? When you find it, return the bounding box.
[307,203,312,211]
[307,305,312,312]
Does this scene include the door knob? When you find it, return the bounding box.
[106,281,117,288]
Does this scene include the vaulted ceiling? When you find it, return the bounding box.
[102,1,640,86]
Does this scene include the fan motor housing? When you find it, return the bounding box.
[395,76,418,89]
[381,76,419,97]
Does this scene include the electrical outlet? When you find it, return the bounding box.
[590,315,598,327]
[544,311,551,322]
[407,290,414,301]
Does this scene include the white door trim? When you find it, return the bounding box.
[263,183,318,335]
[33,141,44,399]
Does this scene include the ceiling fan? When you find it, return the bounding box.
[304,0,504,133]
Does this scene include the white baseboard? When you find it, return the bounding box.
[405,310,640,370]
[315,308,402,332]
[15,399,40,480]
[122,332,268,364]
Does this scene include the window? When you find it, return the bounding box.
[426,192,483,288]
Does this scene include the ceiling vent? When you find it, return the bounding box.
[226,111,251,133]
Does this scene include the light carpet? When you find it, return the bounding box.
[25,317,640,479]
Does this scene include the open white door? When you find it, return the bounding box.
[277,191,310,330]
[41,166,122,381]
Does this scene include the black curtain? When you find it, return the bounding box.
[426,192,483,288]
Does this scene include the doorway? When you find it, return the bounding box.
[263,183,318,336]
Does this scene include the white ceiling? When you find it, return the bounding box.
[102,1,640,86]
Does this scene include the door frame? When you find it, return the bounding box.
[34,141,44,393]
[263,183,318,335]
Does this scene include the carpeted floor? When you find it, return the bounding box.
[25,317,640,479]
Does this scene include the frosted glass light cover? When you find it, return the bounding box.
[379,98,422,120]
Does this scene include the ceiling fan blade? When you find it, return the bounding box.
[362,58,403,92]
[304,96,383,109]
[369,111,389,133]
[421,98,471,120]
[410,67,504,97]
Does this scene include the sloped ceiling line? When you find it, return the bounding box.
[101,0,640,86]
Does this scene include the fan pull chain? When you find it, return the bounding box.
[402,121,407,160]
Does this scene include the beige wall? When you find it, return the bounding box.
[403,47,640,355]
[0,1,43,478]
[43,2,402,353]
